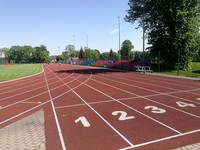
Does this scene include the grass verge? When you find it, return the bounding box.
[160,62,200,78]
[0,64,42,81]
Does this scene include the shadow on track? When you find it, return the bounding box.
[55,68,128,75]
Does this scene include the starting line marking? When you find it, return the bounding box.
[197,98,200,101]
[119,129,200,150]
[20,102,42,104]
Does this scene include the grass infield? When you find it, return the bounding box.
[0,64,42,81]
[160,62,200,78]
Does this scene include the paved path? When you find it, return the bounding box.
[0,109,45,150]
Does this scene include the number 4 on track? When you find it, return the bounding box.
[176,101,196,108]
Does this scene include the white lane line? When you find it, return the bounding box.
[0,67,88,125]
[0,80,46,95]
[0,70,76,103]
[49,67,134,147]
[114,71,200,88]
[102,74,182,92]
[0,85,47,102]
[73,90,134,147]
[0,68,67,94]
[119,129,200,150]
[83,82,181,134]
[20,101,42,104]
[197,98,200,101]
[91,75,200,118]
[43,68,66,150]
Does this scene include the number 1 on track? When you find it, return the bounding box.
[75,116,90,128]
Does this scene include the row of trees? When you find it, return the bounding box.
[56,39,136,62]
[0,45,49,63]
[0,39,138,64]
[125,0,200,70]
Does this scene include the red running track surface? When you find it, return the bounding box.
[0,63,200,150]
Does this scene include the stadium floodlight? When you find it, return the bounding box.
[73,35,75,51]
[142,0,145,68]
[118,16,121,61]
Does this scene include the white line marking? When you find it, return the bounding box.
[91,75,200,118]
[73,89,134,147]
[20,101,42,104]
[0,72,87,125]
[84,82,182,134]
[48,66,134,147]
[119,129,200,150]
[43,68,66,150]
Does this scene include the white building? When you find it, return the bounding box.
[0,50,5,58]
[65,45,75,52]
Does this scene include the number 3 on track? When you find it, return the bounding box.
[145,106,166,113]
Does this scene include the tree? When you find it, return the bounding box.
[61,51,69,62]
[125,0,200,69]
[92,49,101,59]
[109,49,114,59]
[79,47,84,59]
[32,45,49,63]
[83,48,92,60]
[100,52,110,60]
[82,48,100,60]
[120,40,134,59]
[21,46,34,63]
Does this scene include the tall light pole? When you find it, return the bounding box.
[86,34,88,48]
[73,35,75,50]
[142,0,145,67]
[118,16,121,61]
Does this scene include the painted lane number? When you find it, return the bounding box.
[176,101,196,108]
[75,116,90,127]
[75,111,135,128]
[112,111,135,121]
[144,106,166,113]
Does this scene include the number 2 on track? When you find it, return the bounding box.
[112,111,135,121]
[75,116,90,127]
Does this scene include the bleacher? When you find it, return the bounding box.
[108,60,146,71]
[91,60,113,67]
[79,60,96,66]
[74,59,84,65]
[109,60,131,69]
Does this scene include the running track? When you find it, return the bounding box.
[0,63,200,150]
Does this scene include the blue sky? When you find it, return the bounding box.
[0,0,144,55]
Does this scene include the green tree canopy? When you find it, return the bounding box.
[79,47,84,59]
[32,45,49,63]
[125,0,200,69]
[120,40,134,60]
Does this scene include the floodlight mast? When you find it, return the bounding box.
[118,16,121,61]
[73,35,75,51]
[86,34,88,48]
[142,0,145,68]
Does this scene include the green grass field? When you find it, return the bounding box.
[0,64,42,81]
[0,62,199,81]
[160,62,200,78]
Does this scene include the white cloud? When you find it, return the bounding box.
[110,28,119,34]
[0,45,9,48]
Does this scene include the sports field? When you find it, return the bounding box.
[0,64,42,81]
[0,63,200,149]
